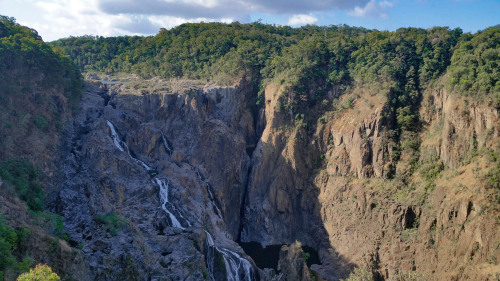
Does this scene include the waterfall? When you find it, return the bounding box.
[193,168,224,219]
[106,120,124,152]
[205,231,256,281]
[106,120,187,229]
[161,132,173,156]
[206,183,224,219]
[156,178,186,229]
[106,120,152,170]
[107,120,255,280]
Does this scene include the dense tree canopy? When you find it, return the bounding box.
[448,26,500,96]
[0,16,83,101]
[50,23,499,147]
[51,22,498,99]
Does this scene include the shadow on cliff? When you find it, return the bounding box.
[241,125,358,280]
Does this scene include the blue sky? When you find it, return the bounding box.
[0,0,498,41]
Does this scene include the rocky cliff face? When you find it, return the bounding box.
[241,80,500,280]
[3,72,498,281]
[50,76,261,280]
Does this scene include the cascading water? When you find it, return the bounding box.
[106,120,186,229]
[106,120,152,171]
[156,178,185,229]
[205,231,256,281]
[193,168,224,219]
[106,120,124,152]
[107,120,255,280]
[161,132,173,156]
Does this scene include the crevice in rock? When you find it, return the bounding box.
[237,160,254,243]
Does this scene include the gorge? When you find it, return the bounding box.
[0,16,499,281]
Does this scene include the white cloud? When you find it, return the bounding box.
[2,0,381,41]
[148,15,234,30]
[97,0,370,17]
[348,0,394,18]
[288,14,318,26]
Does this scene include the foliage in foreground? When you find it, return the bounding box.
[17,264,60,281]
[0,215,32,280]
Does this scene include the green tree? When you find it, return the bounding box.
[17,264,60,281]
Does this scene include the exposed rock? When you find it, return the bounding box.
[278,243,312,281]
[2,73,499,281]
[48,77,260,280]
[86,73,101,80]
[242,81,500,281]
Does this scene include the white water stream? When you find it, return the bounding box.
[156,178,185,229]
[205,231,256,281]
[106,120,152,171]
[106,120,255,280]
[193,169,224,219]
[106,120,185,228]
[161,132,173,156]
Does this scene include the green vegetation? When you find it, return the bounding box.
[302,251,310,263]
[0,215,33,280]
[486,148,500,190]
[342,267,374,281]
[51,22,308,83]
[32,212,71,243]
[52,24,496,101]
[420,156,444,192]
[16,264,60,281]
[0,158,44,212]
[448,27,500,97]
[94,213,122,236]
[33,116,49,132]
[0,16,83,102]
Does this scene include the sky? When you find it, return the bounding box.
[0,0,498,42]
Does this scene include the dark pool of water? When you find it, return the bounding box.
[239,241,321,270]
[239,242,283,270]
[301,245,321,267]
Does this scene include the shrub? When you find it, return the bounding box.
[302,252,310,263]
[94,213,122,235]
[17,264,60,281]
[0,215,32,279]
[420,157,444,181]
[33,116,49,132]
[392,271,427,281]
[0,159,44,212]
[342,267,374,281]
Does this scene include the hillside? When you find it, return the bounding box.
[1,17,499,281]
[0,16,88,280]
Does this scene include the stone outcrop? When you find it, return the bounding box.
[48,77,260,280]
[2,73,498,281]
[278,243,312,281]
[242,81,500,280]
[420,87,499,167]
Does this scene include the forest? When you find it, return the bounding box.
[0,15,499,280]
[51,22,499,100]
[52,22,499,175]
